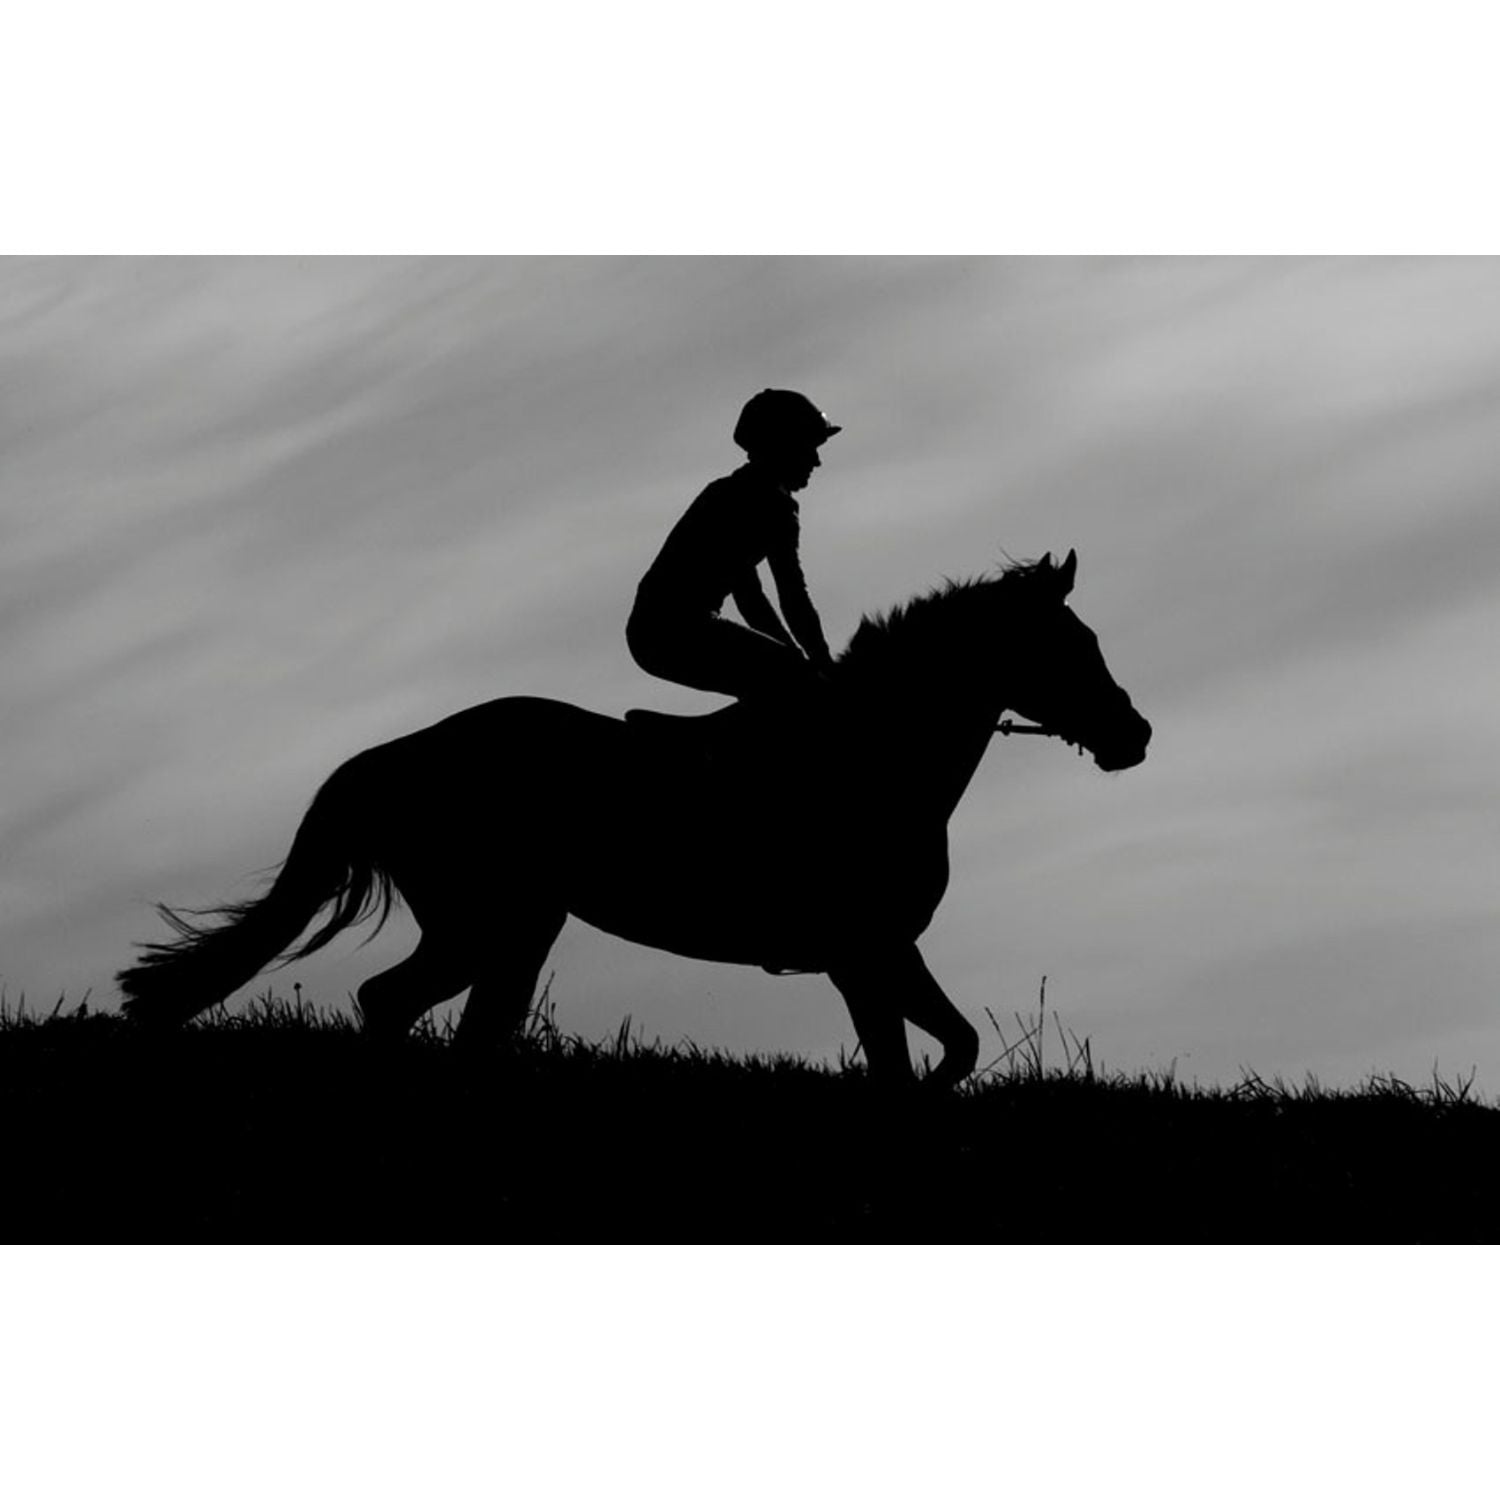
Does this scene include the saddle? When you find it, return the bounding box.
[625,684,833,763]
[625,707,729,735]
[624,703,744,761]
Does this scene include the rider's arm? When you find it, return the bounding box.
[767,539,834,670]
[731,569,800,649]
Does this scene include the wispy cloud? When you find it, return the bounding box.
[4,257,1497,1084]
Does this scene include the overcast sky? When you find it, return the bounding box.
[3,255,1497,1086]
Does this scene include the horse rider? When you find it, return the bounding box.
[626,388,841,716]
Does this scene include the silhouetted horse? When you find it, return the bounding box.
[117,551,1150,1087]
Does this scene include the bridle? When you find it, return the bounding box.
[994,717,1086,756]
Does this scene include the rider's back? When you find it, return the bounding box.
[631,465,799,620]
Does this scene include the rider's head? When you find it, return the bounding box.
[733,389,841,492]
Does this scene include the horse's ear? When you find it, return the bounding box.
[1057,548,1078,597]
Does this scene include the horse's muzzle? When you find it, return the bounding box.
[1091,711,1152,772]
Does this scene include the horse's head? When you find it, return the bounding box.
[1001,550,1152,772]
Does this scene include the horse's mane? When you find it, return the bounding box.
[835,557,1049,682]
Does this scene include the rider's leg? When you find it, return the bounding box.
[702,617,814,697]
[628,610,812,702]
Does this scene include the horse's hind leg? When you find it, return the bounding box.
[356,937,474,1042]
[452,906,566,1049]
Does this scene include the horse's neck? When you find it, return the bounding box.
[858,672,1005,826]
[927,697,1004,823]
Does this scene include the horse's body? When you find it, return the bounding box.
[118,551,1151,1087]
[380,695,946,967]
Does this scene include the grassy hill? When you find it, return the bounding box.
[3,993,1496,1241]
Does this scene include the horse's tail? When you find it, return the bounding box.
[116,753,398,1025]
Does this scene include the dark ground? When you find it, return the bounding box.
[4,1000,1497,1242]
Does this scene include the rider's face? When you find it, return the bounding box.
[764,442,822,492]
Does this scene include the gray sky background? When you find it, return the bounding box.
[4,255,1497,1086]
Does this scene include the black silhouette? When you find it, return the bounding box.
[627,389,839,728]
[117,549,1150,1088]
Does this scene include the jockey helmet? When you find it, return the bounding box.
[733,389,842,453]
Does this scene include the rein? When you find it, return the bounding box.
[994,718,1085,756]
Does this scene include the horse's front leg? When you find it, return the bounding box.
[892,945,979,1090]
[827,955,915,1088]
[828,944,979,1091]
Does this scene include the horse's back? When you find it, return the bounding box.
[429,693,618,739]
[382,693,718,812]
[403,694,619,766]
